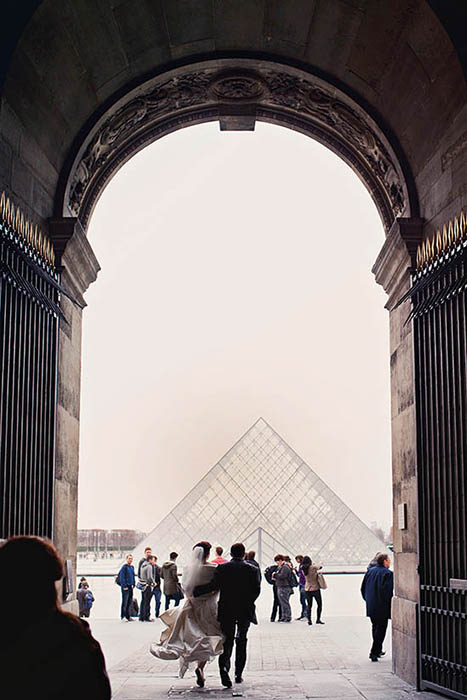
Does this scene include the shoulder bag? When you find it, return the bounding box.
[317,572,327,590]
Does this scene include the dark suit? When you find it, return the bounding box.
[361,564,393,658]
[194,557,260,678]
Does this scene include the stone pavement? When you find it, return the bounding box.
[89,615,440,700]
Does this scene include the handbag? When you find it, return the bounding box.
[317,572,327,590]
[135,580,146,591]
[177,583,184,600]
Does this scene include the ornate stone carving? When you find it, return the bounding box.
[66,62,408,230]
[209,71,266,101]
[68,73,211,215]
[264,72,405,217]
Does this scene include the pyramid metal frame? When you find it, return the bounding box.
[135,419,384,568]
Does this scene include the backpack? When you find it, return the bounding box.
[115,571,121,586]
[289,569,299,587]
[130,598,139,617]
[84,591,94,610]
[264,565,276,585]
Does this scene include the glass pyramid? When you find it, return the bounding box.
[135,418,384,568]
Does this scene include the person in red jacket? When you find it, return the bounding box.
[211,546,227,565]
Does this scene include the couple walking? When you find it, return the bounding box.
[151,541,260,688]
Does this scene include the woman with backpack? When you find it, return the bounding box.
[272,555,297,622]
[77,582,94,618]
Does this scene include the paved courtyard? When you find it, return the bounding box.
[89,614,439,700]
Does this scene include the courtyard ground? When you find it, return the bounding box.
[88,613,439,700]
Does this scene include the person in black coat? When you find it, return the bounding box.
[194,542,261,688]
[361,552,394,661]
[0,536,111,700]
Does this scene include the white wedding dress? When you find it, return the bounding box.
[150,549,223,677]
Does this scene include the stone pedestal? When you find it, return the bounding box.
[48,218,100,611]
[373,217,423,688]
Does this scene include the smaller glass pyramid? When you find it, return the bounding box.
[135,419,384,568]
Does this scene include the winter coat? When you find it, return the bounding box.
[140,560,155,587]
[193,557,261,624]
[119,563,135,589]
[161,561,179,594]
[274,564,296,589]
[361,564,394,619]
[304,565,321,592]
[246,559,262,583]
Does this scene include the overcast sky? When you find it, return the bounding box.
[78,121,392,535]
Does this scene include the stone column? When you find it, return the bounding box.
[48,217,100,611]
[373,217,424,687]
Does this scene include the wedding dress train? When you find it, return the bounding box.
[150,555,223,677]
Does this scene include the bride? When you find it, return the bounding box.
[150,541,223,686]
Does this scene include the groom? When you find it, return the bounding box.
[194,542,260,688]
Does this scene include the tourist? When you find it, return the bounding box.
[361,552,393,661]
[211,545,227,564]
[303,556,325,625]
[264,554,283,621]
[139,555,156,621]
[295,555,307,620]
[193,542,261,687]
[152,554,162,617]
[367,552,382,570]
[272,555,295,622]
[119,553,135,621]
[137,546,152,577]
[245,549,262,582]
[161,551,181,609]
[0,536,111,700]
[151,541,223,687]
[77,582,94,618]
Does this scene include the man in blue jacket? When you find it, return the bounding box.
[119,554,135,621]
[361,552,393,661]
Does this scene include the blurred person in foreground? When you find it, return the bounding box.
[361,552,394,661]
[0,536,111,700]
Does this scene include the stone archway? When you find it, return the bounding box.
[56,58,417,234]
[44,54,426,689]
[1,2,465,695]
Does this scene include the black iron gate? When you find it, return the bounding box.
[0,192,60,540]
[406,213,466,698]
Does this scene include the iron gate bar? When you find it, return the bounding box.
[0,201,61,540]
[409,210,467,699]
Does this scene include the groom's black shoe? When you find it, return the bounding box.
[235,675,243,684]
[195,669,205,688]
[220,669,232,688]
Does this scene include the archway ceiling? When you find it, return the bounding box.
[1,0,466,228]
[63,58,414,232]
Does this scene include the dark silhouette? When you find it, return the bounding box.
[0,536,111,700]
[194,542,260,687]
[361,552,394,661]
[245,549,262,582]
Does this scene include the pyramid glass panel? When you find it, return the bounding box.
[134,419,385,568]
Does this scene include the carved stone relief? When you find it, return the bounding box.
[65,62,408,230]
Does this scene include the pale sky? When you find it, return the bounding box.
[78,121,392,535]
